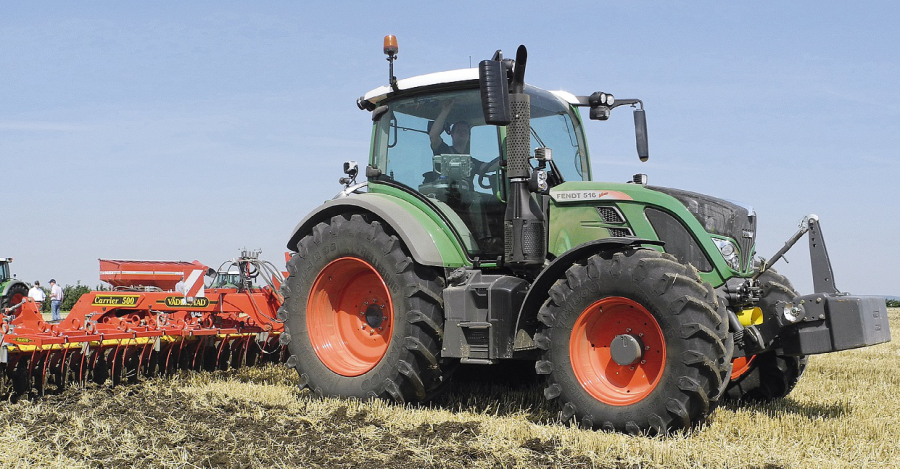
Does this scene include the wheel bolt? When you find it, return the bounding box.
[625,328,632,333]
[640,360,646,365]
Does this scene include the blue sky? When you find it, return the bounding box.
[2,2,898,295]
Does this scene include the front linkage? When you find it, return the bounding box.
[723,214,890,360]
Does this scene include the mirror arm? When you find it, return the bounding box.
[571,97,643,110]
[609,99,642,110]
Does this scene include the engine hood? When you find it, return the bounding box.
[648,186,757,271]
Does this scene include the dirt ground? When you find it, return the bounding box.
[1,309,897,468]
[0,366,575,468]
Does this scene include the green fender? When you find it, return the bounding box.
[286,192,469,268]
[513,238,664,347]
[1,279,28,300]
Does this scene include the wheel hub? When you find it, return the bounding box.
[609,334,644,366]
[364,302,384,329]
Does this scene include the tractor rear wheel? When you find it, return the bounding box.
[725,269,807,402]
[281,214,448,403]
[1,282,29,312]
[535,248,730,434]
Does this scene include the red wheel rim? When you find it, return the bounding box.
[569,296,666,406]
[307,257,393,377]
[10,293,24,306]
[730,355,755,380]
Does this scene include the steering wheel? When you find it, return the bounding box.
[476,156,502,190]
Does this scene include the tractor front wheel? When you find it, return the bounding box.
[535,249,730,434]
[281,214,449,403]
[725,269,807,402]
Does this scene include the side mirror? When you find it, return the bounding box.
[478,59,510,126]
[634,109,649,162]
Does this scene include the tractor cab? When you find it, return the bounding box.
[209,267,243,289]
[363,72,593,260]
[0,258,11,281]
[0,257,29,311]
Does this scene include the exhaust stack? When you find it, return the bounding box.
[480,45,545,268]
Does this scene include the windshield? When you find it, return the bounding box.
[526,87,590,181]
[371,85,590,190]
[211,273,242,288]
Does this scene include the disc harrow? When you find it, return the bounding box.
[0,254,286,400]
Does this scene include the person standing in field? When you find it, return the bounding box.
[28,280,46,310]
[49,279,64,322]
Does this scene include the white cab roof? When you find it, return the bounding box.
[361,67,582,109]
[363,68,479,105]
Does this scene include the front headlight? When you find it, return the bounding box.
[713,238,740,271]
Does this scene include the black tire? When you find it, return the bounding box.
[1,282,29,312]
[535,248,730,434]
[724,269,807,402]
[281,214,448,403]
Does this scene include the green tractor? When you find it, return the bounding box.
[0,258,30,311]
[279,39,891,434]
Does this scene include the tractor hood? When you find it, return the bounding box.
[648,186,757,272]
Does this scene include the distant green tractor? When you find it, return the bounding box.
[279,39,891,434]
[0,258,30,311]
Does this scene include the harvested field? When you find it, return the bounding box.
[2,309,897,468]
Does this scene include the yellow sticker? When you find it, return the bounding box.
[91,294,140,307]
[163,296,210,308]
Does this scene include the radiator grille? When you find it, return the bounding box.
[607,227,633,237]
[596,206,625,224]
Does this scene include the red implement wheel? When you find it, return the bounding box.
[729,356,755,380]
[570,297,666,406]
[307,257,393,376]
[281,214,450,403]
[535,248,730,434]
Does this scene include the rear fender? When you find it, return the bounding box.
[286,193,469,268]
[1,279,27,299]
